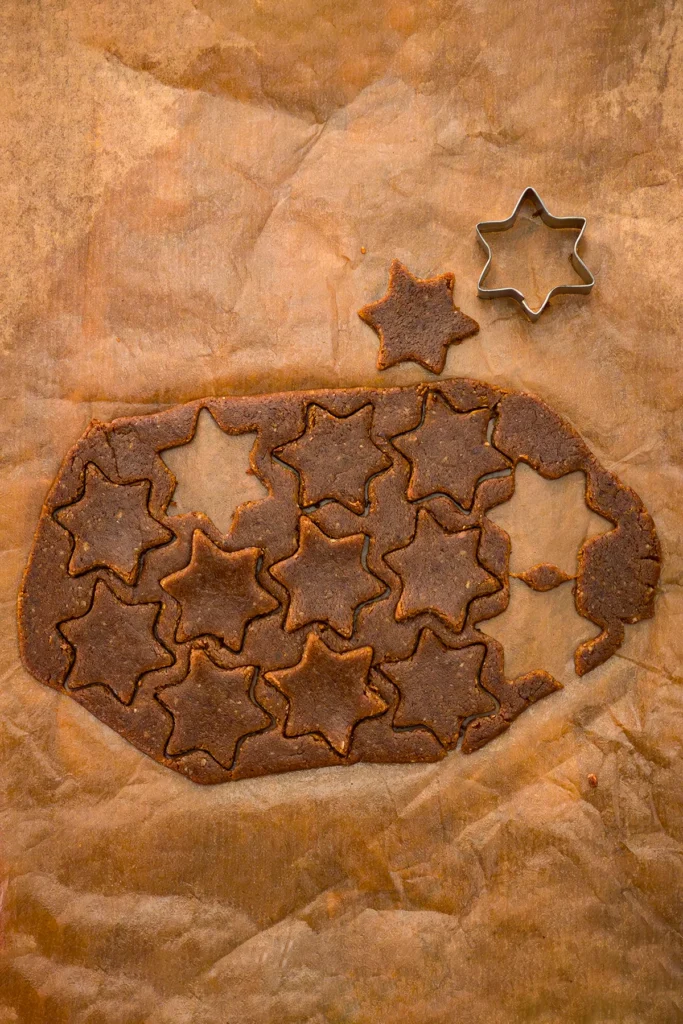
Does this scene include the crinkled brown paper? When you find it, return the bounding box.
[1,1,682,1021]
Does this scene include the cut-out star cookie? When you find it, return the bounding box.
[358,259,479,373]
[385,510,499,633]
[55,463,171,584]
[276,404,390,514]
[270,517,384,638]
[161,530,278,649]
[392,392,509,509]
[158,650,269,769]
[60,581,172,704]
[381,629,495,747]
[265,632,385,755]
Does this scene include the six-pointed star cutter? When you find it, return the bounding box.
[476,186,595,321]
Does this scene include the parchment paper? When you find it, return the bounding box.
[1,1,682,1021]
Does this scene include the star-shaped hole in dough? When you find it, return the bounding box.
[60,581,173,704]
[358,259,479,373]
[161,530,279,649]
[486,464,612,579]
[381,629,495,747]
[276,404,390,514]
[392,392,510,509]
[481,577,601,684]
[55,464,171,584]
[161,409,268,536]
[264,632,385,756]
[158,650,270,770]
[385,509,500,633]
[269,517,384,638]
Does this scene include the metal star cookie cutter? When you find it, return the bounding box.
[476,186,595,321]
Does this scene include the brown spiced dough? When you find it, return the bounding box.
[162,529,279,649]
[265,632,385,756]
[18,379,660,784]
[381,630,495,747]
[512,563,574,591]
[270,517,384,638]
[55,463,171,584]
[392,391,510,508]
[60,580,172,704]
[158,651,270,769]
[384,511,500,633]
[358,260,480,373]
[276,403,391,513]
